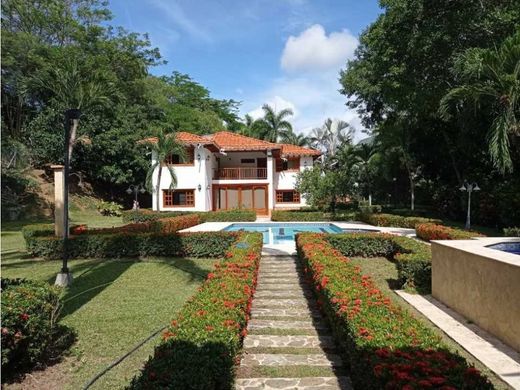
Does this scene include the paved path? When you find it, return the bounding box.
[236,255,351,390]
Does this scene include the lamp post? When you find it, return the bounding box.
[56,108,81,287]
[459,181,480,230]
[127,184,146,209]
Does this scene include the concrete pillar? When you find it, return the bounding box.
[267,153,274,215]
[51,165,65,237]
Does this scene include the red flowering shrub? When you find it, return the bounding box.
[130,232,262,389]
[296,233,492,390]
[1,279,74,378]
[416,223,484,241]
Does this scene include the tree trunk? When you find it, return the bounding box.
[410,178,415,211]
[156,165,162,211]
[67,119,79,161]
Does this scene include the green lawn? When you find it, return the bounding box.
[351,257,510,390]
[1,208,218,389]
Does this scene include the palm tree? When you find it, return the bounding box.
[141,129,187,211]
[281,131,310,147]
[440,31,520,173]
[256,104,294,142]
[352,142,380,206]
[310,118,354,157]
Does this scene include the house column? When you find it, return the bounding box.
[267,151,274,214]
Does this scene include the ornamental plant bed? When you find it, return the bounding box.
[327,233,432,293]
[416,223,484,241]
[296,233,492,389]
[358,213,442,229]
[1,278,75,380]
[121,209,256,224]
[130,232,263,389]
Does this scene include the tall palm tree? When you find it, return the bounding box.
[310,118,354,157]
[256,104,294,142]
[141,129,187,211]
[440,31,520,173]
[281,130,310,147]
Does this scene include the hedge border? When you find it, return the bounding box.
[130,232,263,389]
[121,209,256,224]
[416,223,484,241]
[296,233,492,390]
[326,233,432,293]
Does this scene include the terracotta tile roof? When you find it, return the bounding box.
[139,131,320,156]
[281,143,321,157]
[205,131,279,151]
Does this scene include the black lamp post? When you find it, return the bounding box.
[127,184,146,207]
[57,108,81,286]
[459,181,480,230]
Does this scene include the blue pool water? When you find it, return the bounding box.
[223,223,374,244]
[486,242,520,255]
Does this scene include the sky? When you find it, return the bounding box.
[108,0,382,140]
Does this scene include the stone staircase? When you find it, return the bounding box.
[236,255,351,390]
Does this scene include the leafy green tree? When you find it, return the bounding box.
[310,118,354,157]
[141,129,187,211]
[440,31,520,173]
[351,143,381,206]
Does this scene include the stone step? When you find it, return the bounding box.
[235,377,352,390]
[260,269,301,274]
[254,290,311,298]
[253,299,312,308]
[259,272,300,278]
[261,256,298,260]
[240,353,343,367]
[251,307,321,318]
[248,319,326,331]
[258,278,303,288]
[255,283,305,290]
[244,335,335,349]
[257,277,302,283]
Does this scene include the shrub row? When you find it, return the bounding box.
[26,231,239,260]
[296,233,492,390]
[327,233,432,293]
[416,223,484,241]
[130,232,263,389]
[1,279,74,378]
[22,224,79,254]
[504,227,520,237]
[121,209,256,224]
[270,210,357,222]
[358,213,442,229]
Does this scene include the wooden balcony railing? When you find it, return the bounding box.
[214,167,267,180]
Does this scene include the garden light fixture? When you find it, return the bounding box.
[459,181,480,230]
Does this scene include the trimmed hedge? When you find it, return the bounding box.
[1,279,74,377]
[358,213,442,229]
[416,223,484,241]
[130,232,263,389]
[296,233,492,390]
[327,233,432,293]
[122,209,256,224]
[504,227,520,237]
[22,224,78,254]
[84,215,201,235]
[271,210,357,222]
[26,231,239,259]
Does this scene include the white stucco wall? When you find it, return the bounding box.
[152,149,316,212]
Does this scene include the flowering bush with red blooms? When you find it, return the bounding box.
[296,233,493,390]
[130,232,263,389]
[71,224,88,235]
[1,279,74,378]
[416,223,484,241]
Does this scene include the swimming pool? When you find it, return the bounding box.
[223,223,374,244]
[486,242,520,255]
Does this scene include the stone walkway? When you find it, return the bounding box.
[236,255,351,390]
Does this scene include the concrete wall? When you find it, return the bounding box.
[432,240,520,352]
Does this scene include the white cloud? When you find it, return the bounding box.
[149,0,211,42]
[248,96,297,120]
[281,24,358,72]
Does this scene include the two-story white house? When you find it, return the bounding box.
[143,131,321,215]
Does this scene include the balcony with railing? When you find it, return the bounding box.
[213,167,267,180]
